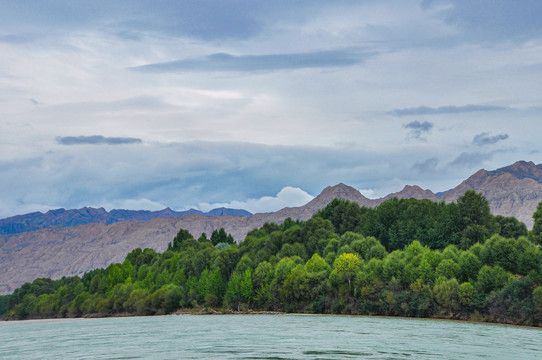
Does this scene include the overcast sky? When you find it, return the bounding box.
[1,0,542,218]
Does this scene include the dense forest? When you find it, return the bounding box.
[2,191,542,326]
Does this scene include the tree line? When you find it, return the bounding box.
[2,191,542,326]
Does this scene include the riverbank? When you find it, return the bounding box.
[56,307,538,329]
[3,306,541,330]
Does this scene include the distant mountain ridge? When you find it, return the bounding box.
[0,207,252,235]
[488,160,542,182]
[1,160,542,294]
[437,161,542,228]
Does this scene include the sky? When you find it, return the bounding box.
[1,0,542,218]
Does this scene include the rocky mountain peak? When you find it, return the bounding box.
[319,183,363,199]
[45,208,67,216]
[291,183,373,216]
[384,185,439,201]
[489,160,542,182]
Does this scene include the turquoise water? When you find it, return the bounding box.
[1,314,540,359]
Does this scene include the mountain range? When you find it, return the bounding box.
[0,207,252,235]
[1,160,542,294]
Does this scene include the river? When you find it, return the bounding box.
[1,314,540,359]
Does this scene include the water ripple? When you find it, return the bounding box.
[0,315,540,359]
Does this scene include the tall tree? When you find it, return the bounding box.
[332,253,360,290]
[457,190,495,247]
[168,229,194,251]
[530,201,542,246]
[457,190,492,228]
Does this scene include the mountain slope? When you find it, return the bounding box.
[441,161,542,227]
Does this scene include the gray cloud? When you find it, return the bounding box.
[48,96,177,114]
[390,104,508,117]
[412,157,438,173]
[404,120,433,139]
[448,151,493,168]
[0,140,436,218]
[0,1,262,42]
[131,49,371,73]
[3,1,542,45]
[472,132,509,146]
[0,157,43,172]
[436,1,542,43]
[56,135,142,146]
[0,33,38,44]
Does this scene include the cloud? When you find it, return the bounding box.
[131,49,371,73]
[436,1,542,43]
[412,157,438,173]
[0,140,430,218]
[198,186,314,214]
[56,135,142,146]
[390,104,508,117]
[404,120,433,139]
[448,151,493,168]
[0,138,529,219]
[93,198,168,212]
[0,33,37,44]
[0,1,263,42]
[48,96,176,113]
[472,132,509,146]
[0,157,43,172]
[358,189,376,199]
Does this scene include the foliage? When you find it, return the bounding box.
[530,201,542,246]
[210,228,235,246]
[0,295,10,316]
[495,215,528,239]
[3,195,541,327]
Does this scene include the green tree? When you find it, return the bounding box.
[457,190,495,246]
[495,215,528,239]
[529,201,542,246]
[234,254,255,275]
[224,269,253,310]
[434,278,460,312]
[105,264,124,293]
[212,246,240,279]
[304,254,331,304]
[282,264,309,305]
[533,286,542,310]
[210,228,235,246]
[198,268,226,306]
[198,232,209,243]
[253,261,274,289]
[126,248,158,270]
[458,252,482,282]
[435,259,460,280]
[480,235,519,273]
[151,284,182,314]
[317,199,365,235]
[33,294,56,316]
[476,265,511,294]
[458,282,476,306]
[332,253,360,290]
[168,229,194,251]
[457,190,492,228]
[0,295,10,316]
